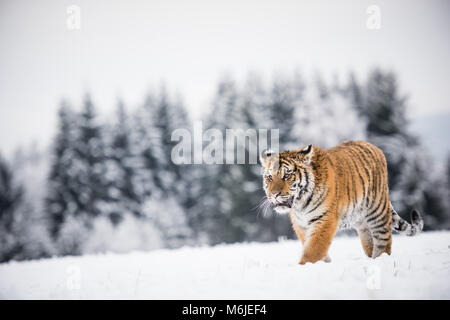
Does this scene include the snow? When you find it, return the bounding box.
[0,231,449,299]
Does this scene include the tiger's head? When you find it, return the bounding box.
[259,144,315,214]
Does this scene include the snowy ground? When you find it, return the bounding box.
[1,231,449,299]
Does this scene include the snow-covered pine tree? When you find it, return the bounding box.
[153,88,192,202]
[45,102,80,239]
[132,93,160,201]
[421,171,450,230]
[72,94,110,220]
[447,154,450,205]
[131,88,192,248]
[0,152,25,261]
[293,73,366,149]
[7,145,55,262]
[191,77,242,244]
[46,96,110,255]
[346,72,365,117]
[1,149,55,262]
[102,100,141,224]
[419,153,450,230]
[266,74,301,147]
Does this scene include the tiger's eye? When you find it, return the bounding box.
[267,175,273,182]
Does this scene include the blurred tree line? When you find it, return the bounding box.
[1,68,449,262]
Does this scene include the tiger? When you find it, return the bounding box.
[259,141,424,264]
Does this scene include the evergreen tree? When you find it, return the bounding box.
[72,94,109,220]
[132,88,193,248]
[0,153,25,261]
[132,93,160,200]
[103,100,141,224]
[294,73,366,149]
[192,77,241,243]
[346,72,365,117]
[364,70,408,138]
[267,76,299,146]
[421,154,450,230]
[422,176,450,230]
[0,151,54,262]
[46,96,109,255]
[447,154,450,201]
[0,153,24,231]
[46,103,79,238]
[153,88,192,199]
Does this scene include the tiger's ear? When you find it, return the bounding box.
[298,144,314,164]
[260,149,276,167]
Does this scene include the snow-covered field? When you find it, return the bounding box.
[1,231,449,299]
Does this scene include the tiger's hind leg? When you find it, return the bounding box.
[357,225,373,257]
[365,197,392,258]
[370,227,392,259]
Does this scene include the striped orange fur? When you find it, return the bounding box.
[260,141,423,264]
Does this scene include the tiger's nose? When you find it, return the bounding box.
[271,192,281,198]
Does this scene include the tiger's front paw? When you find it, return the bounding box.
[298,255,314,265]
[299,253,331,265]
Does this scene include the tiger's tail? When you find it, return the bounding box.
[391,203,424,236]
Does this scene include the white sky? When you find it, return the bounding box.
[1,0,449,156]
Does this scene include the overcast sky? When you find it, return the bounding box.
[0,0,449,156]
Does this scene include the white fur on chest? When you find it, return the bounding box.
[291,209,306,228]
[291,206,323,228]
